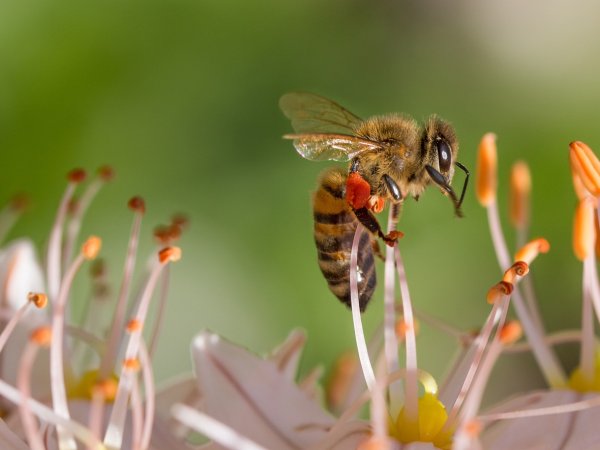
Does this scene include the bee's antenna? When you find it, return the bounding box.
[455,161,470,210]
[425,165,463,218]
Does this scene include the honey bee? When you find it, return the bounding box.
[280,92,469,311]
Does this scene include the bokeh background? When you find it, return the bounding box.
[1,0,598,406]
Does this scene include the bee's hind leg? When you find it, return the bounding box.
[353,207,403,247]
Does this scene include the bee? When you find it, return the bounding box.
[280,92,469,311]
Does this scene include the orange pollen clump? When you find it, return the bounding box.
[570,141,600,197]
[499,320,523,345]
[158,246,182,264]
[475,133,497,207]
[487,281,513,304]
[31,327,52,347]
[573,197,596,261]
[126,319,143,333]
[395,317,419,339]
[68,168,87,184]
[509,161,531,228]
[345,172,371,209]
[502,261,529,284]
[27,292,48,309]
[128,196,146,213]
[94,379,118,401]
[123,358,141,372]
[97,165,115,181]
[514,238,550,265]
[82,236,102,260]
[367,195,385,213]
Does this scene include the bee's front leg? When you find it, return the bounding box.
[345,170,402,246]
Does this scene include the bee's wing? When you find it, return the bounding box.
[279,92,363,134]
[284,133,381,161]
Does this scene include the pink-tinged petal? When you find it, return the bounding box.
[154,374,198,418]
[149,416,198,450]
[0,418,28,449]
[0,240,46,314]
[403,443,438,450]
[192,331,336,450]
[481,390,600,449]
[306,420,370,450]
[269,329,306,380]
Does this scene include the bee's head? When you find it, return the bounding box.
[421,115,459,181]
[421,116,468,217]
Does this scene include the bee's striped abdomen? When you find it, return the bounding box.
[313,167,376,312]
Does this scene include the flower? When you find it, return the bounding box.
[0,167,186,449]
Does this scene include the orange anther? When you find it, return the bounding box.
[570,141,600,197]
[326,352,358,410]
[128,196,146,214]
[9,193,30,212]
[82,236,102,260]
[31,327,52,346]
[463,420,482,438]
[509,161,531,229]
[475,133,497,207]
[27,292,48,309]
[68,168,87,184]
[158,246,182,264]
[573,197,595,261]
[395,317,419,340]
[126,319,142,333]
[514,238,550,265]
[123,358,141,372]
[499,320,522,345]
[94,378,118,401]
[487,281,513,304]
[502,261,529,284]
[171,213,189,229]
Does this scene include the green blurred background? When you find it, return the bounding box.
[0,0,597,405]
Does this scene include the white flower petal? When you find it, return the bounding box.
[0,240,45,313]
[269,329,306,380]
[192,330,336,450]
[481,390,600,449]
[155,374,198,418]
[0,418,28,449]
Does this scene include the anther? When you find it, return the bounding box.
[171,213,189,229]
[487,281,513,304]
[514,238,550,265]
[93,378,118,401]
[128,196,146,214]
[475,133,497,207]
[67,168,87,184]
[463,420,482,438]
[502,261,529,284]
[126,319,142,333]
[123,358,141,372]
[509,161,531,229]
[90,259,106,279]
[82,236,102,260]
[499,320,523,345]
[97,165,115,182]
[27,292,48,309]
[31,326,52,347]
[569,141,600,197]
[395,317,420,340]
[158,246,182,264]
[573,197,595,261]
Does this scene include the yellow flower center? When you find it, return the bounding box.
[391,393,453,450]
[568,355,600,392]
[67,369,119,401]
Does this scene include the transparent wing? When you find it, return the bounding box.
[284,133,381,162]
[279,92,363,134]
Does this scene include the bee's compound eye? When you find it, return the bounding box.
[436,138,452,173]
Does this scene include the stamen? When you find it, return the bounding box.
[570,141,600,197]
[514,238,550,265]
[394,246,419,424]
[502,261,530,284]
[82,236,102,260]
[158,246,182,264]
[31,326,52,347]
[27,292,48,309]
[509,161,531,234]
[574,198,596,261]
[123,358,141,372]
[349,225,375,391]
[499,320,523,345]
[68,169,87,184]
[0,193,29,243]
[326,352,358,412]
[0,298,33,353]
[97,165,115,181]
[139,340,155,450]
[487,281,513,304]
[126,319,143,333]
[395,316,420,340]
[475,133,498,207]
[99,197,145,380]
